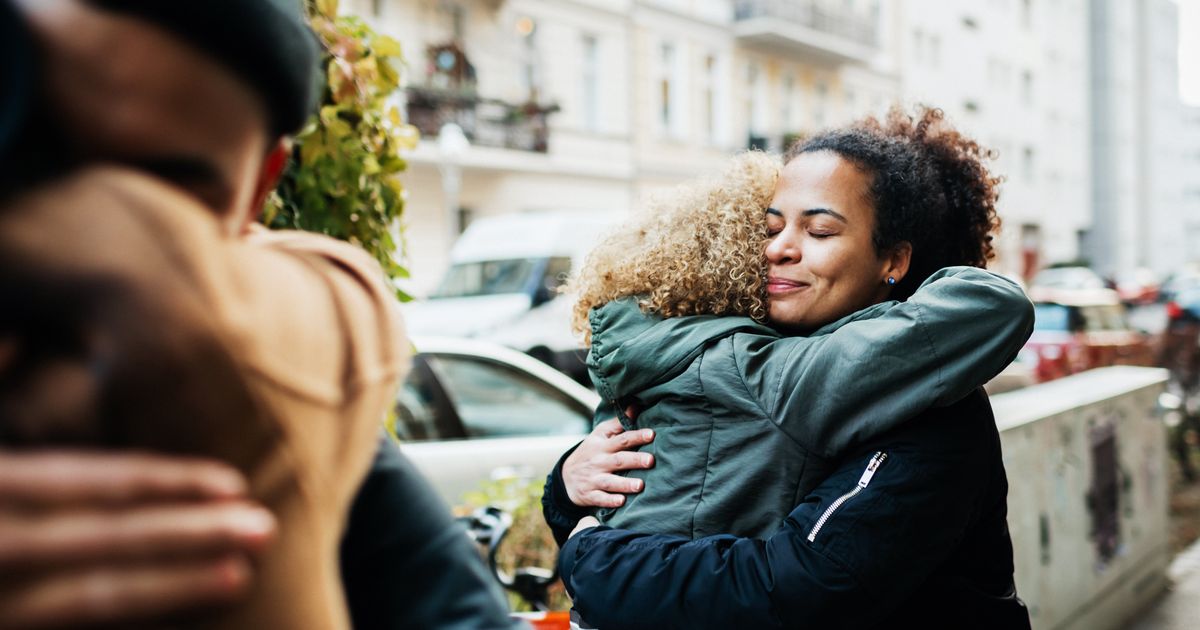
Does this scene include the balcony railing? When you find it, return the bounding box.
[734,0,879,49]
[405,86,559,153]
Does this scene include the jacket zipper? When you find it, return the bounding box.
[807,451,888,543]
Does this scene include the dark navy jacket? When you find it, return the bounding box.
[544,390,1031,629]
[340,437,521,630]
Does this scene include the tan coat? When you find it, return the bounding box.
[0,167,409,629]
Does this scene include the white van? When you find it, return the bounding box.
[402,211,615,382]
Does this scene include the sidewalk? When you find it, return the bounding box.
[1126,538,1200,629]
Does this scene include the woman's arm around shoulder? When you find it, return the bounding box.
[741,266,1033,456]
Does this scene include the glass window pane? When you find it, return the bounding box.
[427,355,589,438]
[1033,303,1070,331]
[433,258,537,298]
[394,360,451,442]
[542,256,573,292]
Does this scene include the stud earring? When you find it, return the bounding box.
[886,276,896,285]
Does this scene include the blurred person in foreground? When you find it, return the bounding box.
[0,1,514,628]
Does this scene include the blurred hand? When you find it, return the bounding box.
[569,516,601,540]
[562,416,654,509]
[0,450,274,629]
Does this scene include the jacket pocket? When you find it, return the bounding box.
[807,451,888,543]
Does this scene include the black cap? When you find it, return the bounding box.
[88,0,320,137]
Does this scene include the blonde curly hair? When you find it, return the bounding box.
[567,151,781,345]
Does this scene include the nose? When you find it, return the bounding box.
[765,227,800,265]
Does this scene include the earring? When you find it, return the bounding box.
[886,276,896,285]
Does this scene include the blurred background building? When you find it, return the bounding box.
[346,0,1199,295]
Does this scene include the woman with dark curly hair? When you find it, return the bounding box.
[543,106,1034,629]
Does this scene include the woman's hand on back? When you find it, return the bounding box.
[562,416,655,508]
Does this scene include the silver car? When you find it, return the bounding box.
[397,336,598,504]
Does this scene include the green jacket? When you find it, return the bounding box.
[587,266,1034,539]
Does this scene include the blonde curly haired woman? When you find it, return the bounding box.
[544,107,1036,628]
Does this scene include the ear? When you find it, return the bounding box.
[242,138,291,231]
[883,241,912,285]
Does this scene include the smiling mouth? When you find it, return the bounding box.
[767,277,810,295]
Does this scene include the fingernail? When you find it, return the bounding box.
[236,508,276,537]
[633,480,644,490]
[208,469,248,496]
[643,455,654,466]
[642,430,654,440]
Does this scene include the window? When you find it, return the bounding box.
[394,358,450,441]
[747,62,768,136]
[782,73,797,131]
[1021,0,1033,29]
[426,355,590,438]
[814,80,829,128]
[1023,146,1035,181]
[372,0,384,17]
[912,29,925,63]
[581,34,600,131]
[539,257,573,300]
[659,43,676,134]
[451,4,466,39]
[962,15,979,29]
[520,19,540,100]
[702,54,719,144]
[433,258,540,298]
[1032,304,1071,331]
[1021,70,1033,105]
[929,35,941,67]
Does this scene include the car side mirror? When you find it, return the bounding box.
[532,278,559,307]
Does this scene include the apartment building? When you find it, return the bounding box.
[894,0,1092,279]
[355,0,1194,289]
[355,0,888,294]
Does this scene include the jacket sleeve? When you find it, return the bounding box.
[742,266,1032,457]
[340,436,523,630]
[558,407,996,629]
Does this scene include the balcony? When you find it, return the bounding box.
[405,85,560,153]
[733,0,879,64]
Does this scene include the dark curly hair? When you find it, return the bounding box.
[785,106,1002,301]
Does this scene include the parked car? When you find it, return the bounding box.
[397,336,598,503]
[1159,264,1200,303]
[402,211,618,383]
[1019,289,1155,383]
[1030,266,1107,292]
[1113,267,1161,305]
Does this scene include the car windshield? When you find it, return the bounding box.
[1081,304,1128,331]
[432,258,538,298]
[1033,303,1071,331]
[1032,267,1106,290]
[1034,303,1129,333]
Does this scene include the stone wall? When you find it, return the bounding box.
[993,366,1170,630]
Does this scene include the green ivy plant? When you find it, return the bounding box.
[263,0,419,298]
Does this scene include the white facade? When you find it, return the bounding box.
[357,0,890,294]
[895,0,1092,279]
[1185,106,1200,258]
[1087,0,1198,277]
[1140,1,1200,275]
[354,0,1195,290]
